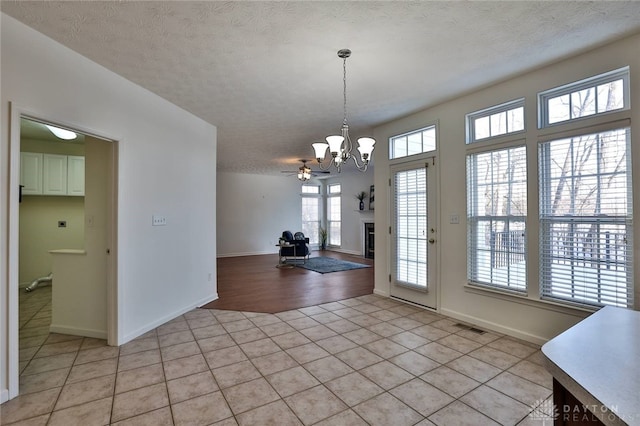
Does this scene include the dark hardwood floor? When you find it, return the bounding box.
[200,251,374,313]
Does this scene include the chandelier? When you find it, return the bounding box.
[312,49,375,173]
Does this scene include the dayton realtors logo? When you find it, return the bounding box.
[529,399,625,424]
[528,399,559,424]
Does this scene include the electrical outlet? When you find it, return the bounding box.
[450,214,460,224]
[152,215,167,226]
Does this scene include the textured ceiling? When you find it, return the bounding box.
[3,1,640,176]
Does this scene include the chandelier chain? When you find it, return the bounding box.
[343,56,348,126]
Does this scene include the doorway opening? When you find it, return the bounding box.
[7,108,118,400]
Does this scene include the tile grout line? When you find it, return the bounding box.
[9,290,553,426]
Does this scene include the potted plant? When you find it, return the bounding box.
[355,191,368,210]
[319,227,328,250]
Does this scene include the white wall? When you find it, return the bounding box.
[216,170,374,257]
[324,170,375,256]
[373,32,640,345]
[216,172,303,257]
[1,13,217,400]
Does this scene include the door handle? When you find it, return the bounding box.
[428,238,436,244]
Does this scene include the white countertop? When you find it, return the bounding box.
[542,306,640,426]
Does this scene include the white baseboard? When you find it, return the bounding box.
[49,324,107,340]
[327,248,361,256]
[1,388,8,404]
[373,288,389,297]
[370,291,547,346]
[439,307,548,346]
[217,250,275,258]
[121,293,218,345]
[217,249,366,258]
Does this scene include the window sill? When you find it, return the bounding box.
[464,283,597,318]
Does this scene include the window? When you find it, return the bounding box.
[466,99,525,144]
[390,125,436,160]
[467,146,527,291]
[327,183,341,246]
[301,185,320,245]
[301,185,320,195]
[539,67,629,128]
[394,167,428,289]
[539,128,633,308]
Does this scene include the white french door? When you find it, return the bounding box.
[390,159,438,309]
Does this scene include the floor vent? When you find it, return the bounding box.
[454,323,486,335]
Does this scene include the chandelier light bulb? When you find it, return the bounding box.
[325,135,344,154]
[312,142,329,161]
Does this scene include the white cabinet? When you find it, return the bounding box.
[20,152,43,195]
[67,156,85,196]
[43,154,68,195]
[20,152,84,196]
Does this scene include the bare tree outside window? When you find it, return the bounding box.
[468,146,527,290]
[543,72,626,126]
[540,127,631,307]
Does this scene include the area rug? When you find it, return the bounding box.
[296,256,371,274]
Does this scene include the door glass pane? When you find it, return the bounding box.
[394,167,428,290]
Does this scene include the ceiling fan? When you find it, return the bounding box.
[281,159,330,181]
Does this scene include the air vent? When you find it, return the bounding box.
[454,323,486,335]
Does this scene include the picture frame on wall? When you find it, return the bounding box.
[369,185,375,210]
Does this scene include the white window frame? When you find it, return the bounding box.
[393,164,430,291]
[538,67,630,129]
[327,183,341,247]
[466,98,525,144]
[467,144,528,293]
[389,124,437,160]
[301,185,321,245]
[538,127,633,309]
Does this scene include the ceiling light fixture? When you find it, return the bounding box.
[45,124,77,140]
[297,161,312,182]
[312,49,375,173]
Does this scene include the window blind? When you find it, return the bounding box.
[539,128,633,308]
[394,167,428,290]
[467,146,527,291]
[301,197,320,245]
[328,195,341,246]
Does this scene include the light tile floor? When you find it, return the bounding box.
[2,287,556,425]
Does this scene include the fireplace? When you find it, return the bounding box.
[364,222,374,259]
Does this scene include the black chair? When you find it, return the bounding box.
[279,230,310,263]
